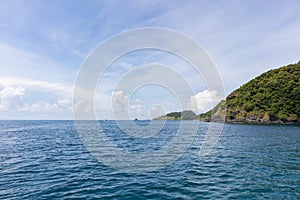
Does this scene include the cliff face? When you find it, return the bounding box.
[198,100,226,122]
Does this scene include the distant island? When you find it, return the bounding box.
[154,62,300,124]
[154,110,197,120]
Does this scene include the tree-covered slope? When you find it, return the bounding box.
[198,100,226,122]
[154,110,197,120]
[155,62,300,124]
[225,62,300,123]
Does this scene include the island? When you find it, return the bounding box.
[154,62,300,124]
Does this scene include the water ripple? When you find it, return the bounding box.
[0,121,299,199]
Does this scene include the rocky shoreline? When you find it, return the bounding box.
[207,116,300,124]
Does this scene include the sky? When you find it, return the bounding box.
[0,0,299,119]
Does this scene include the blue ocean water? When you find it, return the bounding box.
[0,120,299,199]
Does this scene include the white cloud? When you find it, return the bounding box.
[110,90,149,119]
[0,86,25,110]
[189,90,223,114]
[1,1,299,119]
[0,77,72,95]
[111,90,129,119]
[0,85,73,113]
[0,77,73,115]
[23,101,60,112]
[58,98,71,106]
[149,105,165,119]
[130,104,144,115]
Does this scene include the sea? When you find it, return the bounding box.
[0,120,299,199]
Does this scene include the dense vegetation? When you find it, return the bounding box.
[154,110,197,120]
[156,62,300,124]
[198,100,226,122]
[225,62,300,123]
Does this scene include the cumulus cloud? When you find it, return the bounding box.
[111,90,129,119]
[111,90,148,119]
[0,77,73,115]
[129,99,145,117]
[0,86,25,110]
[0,77,72,95]
[189,90,223,114]
[23,101,60,112]
[130,104,143,116]
[149,105,165,119]
[58,98,71,107]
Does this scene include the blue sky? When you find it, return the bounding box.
[0,0,299,119]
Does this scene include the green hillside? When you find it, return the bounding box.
[198,100,226,122]
[154,110,197,120]
[225,62,300,123]
[156,62,300,124]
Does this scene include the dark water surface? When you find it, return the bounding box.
[0,120,299,199]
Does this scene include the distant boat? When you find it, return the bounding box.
[134,118,138,121]
[104,119,107,122]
